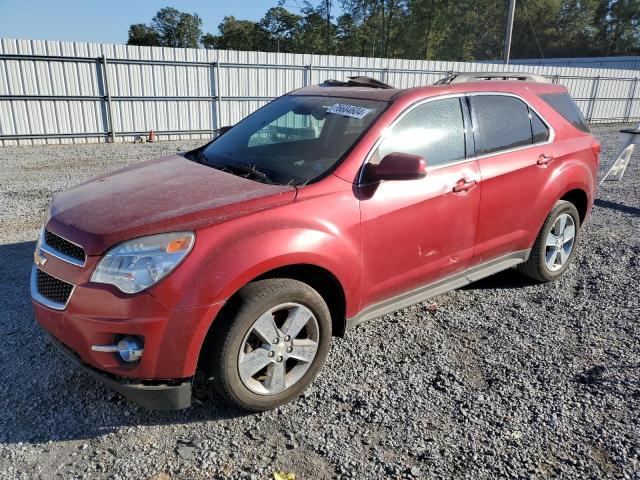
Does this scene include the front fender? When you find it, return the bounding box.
[151,221,361,378]
[197,226,360,308]
[142,177,361,376]
[149,206,361,314]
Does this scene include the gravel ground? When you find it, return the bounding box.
[0,126,638,480]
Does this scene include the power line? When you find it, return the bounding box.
[522,0,545,59]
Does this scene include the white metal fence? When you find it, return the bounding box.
[506,56,640,71]
[1,38,639,145]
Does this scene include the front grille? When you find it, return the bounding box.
[44,230,86,263]
[36,269,74,305]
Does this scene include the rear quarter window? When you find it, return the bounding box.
[539,93,590,133]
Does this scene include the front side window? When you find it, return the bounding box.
[470,95,533,155]
[199,95,387,185]
[371,97,466,167]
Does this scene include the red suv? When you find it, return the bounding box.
[32,73,599,411]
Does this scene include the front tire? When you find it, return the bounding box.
[518,200,581,282]
[209,279,332,411]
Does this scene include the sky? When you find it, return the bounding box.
[0,0,307,44]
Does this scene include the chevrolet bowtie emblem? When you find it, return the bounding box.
[34,249,48,267]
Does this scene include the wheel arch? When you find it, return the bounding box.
[253,264,348,337]
[559,188,589,225]
[531,158,594,245]
[196,262,348,376]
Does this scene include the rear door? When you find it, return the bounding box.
[359,96,481,308]
[468,93,555,264]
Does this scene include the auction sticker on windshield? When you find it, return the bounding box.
[326,103,373,119]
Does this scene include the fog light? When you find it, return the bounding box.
[117,336,144,362]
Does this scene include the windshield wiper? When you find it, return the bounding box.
[189,151,277,184]
[223,163,275,184]
[186,149,207,164]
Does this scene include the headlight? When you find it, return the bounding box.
[91,232,195,294]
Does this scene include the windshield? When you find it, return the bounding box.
[198,95,387,185]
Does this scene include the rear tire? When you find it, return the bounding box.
[209,279,332,411]
[518,200,581,282]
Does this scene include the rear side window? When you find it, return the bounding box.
[373,97,466,167]
[531,110,550,143]
[469,95,533,155]
[539,93,590,133]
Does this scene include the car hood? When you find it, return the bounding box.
[46,155,297,255]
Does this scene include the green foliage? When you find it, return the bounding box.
[128,1,640,60]
[127,24,161,47]
[151,7,203,48]
[127,7,202,48]
[594,0,640,55]
[297,1,337,54]
[206,16,270,50]
[260,6,303,52]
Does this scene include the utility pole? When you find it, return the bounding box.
[325,0,332,53]
[504,0,516,64]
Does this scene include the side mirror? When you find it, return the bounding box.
[365,152,427,182]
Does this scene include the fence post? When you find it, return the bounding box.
[623,78,638,123]
[305,64,313,87]
[587,76,600,123]
[100,55,115,143]
[381,67,390,84]
[212,61,221,130]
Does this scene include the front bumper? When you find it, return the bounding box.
[31,262,225,379]
[48,333,192,410]
[31,248,226,411]
[30,221,228,409]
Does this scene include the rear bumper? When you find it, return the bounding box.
[48,333,192,410]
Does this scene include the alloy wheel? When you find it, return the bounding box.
[544,213,576,272]
[237,303,319,395]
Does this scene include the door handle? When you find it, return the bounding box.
[453,178,477,193]
[537,154,554,166]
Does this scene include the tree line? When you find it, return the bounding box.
[127,1,640,61]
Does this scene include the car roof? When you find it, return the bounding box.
[290,80,567,103]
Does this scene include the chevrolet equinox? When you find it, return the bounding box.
[32,73,600,411]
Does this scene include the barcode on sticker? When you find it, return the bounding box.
[326,104,372,119]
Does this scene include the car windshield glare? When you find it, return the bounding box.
[200,95,387,185]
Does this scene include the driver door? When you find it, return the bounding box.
[359,96,481,309]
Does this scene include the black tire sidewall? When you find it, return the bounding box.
[217,279,332,411]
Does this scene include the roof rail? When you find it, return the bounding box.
[435,72,550,85]
[322,76,394,89]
